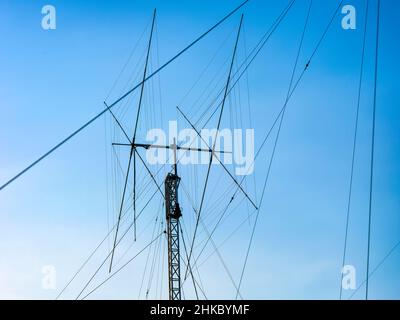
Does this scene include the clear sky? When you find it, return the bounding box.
[0,0,399,300]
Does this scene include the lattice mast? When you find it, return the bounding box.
[165,140,182,300]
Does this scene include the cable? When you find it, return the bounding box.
[235,0,344,299]
[56,180,160,299]
[109,10,156,273]
[109,148,134,272]
[178,221,199,300]
[186,14,244,281]
[138,202,162,298]
[198,207,257,269]
[339,0,369,300]
[195,0,297,130]
[179,180,243,299]
[350,238,400,300]
[81,231,165,300]
[105,16,152,101]
[366,0,381,300]
[176,106,257,209]
[0,0,251,192]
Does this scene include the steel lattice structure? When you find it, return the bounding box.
[165,172,182,300]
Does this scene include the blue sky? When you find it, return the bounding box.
[0,0,399,299]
